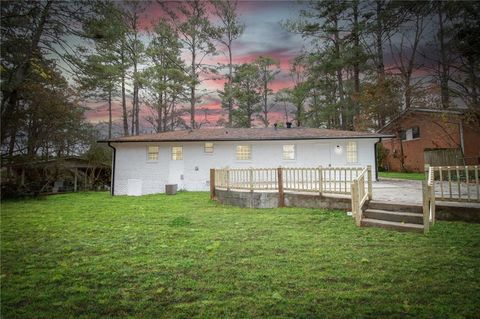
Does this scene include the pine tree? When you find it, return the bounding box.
[161,0,218,129]
[231,63,262,128]
[211,0,244,127]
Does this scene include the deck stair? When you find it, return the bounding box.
[360,201,424,233]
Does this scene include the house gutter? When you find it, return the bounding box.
[98,135,394,143]
[459,119,465,154]
[374,138,382,181]
[107,142,116,196]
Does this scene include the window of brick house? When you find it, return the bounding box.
[400,126,420,141]
[412,126,420,139]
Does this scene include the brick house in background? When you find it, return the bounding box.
[377,108,480,172]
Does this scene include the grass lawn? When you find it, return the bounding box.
[1,192,479,318]
[379,171,426,181]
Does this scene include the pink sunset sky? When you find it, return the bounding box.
[85,1,308,130]
[83,1,436,132]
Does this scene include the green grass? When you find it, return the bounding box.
[379,171,426,180]
[1,192,479,318]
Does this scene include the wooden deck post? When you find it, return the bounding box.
[226,169,230,191]
[318,166,323,195]
[249,167,254,192]
[277,167,285,207]
[351,181,360,226]
[422,180,430,234]
[210,168,216,200]
[424,164,430,177]
[431,183,436,225]
[367,165,372,200]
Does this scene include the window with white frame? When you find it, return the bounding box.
[282,144,295,160]
[346,141,357,163]
[400,126,420,141]
[236,145,251,160]
[412,126,420,139]
[147,146,159,161]
[204,142,214,153]
[171,146,183,160]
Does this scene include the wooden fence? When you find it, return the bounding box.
[428,165,480,203]
[424,148,464,167]
[211,166,372,204]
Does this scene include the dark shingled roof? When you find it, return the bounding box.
[101,128,391,143]
[378,108,466,133]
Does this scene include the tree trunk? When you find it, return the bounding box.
[1,1,52,143]
[375,0,385,83]
[353,0,361,127]
[404,76,412,110]
[228,45,233,127]
[296,103,303,126]
[27,119,36,159]
[170,99,176,130]
[121,48,129,136]
[190,44,196,129]
[468,56,478,107]
[133,56,140,135]
[131,58,137,135]
[134,84,139,135]
[7,125,17,160]
[157,93,163,133]
[263,66,269,127]
[438,2,450,109]
[108,89,112,139]
[334,17,346,130]
[131,89,135,136]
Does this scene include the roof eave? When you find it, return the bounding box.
[98,135,392,143]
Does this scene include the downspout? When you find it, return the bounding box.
[107,142,116,196]
[459,119,465,165]
[374,138,381,181]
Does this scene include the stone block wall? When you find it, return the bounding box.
[215,189,352,211]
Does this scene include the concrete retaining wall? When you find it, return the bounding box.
[215,189,351,211]
[436,204,480,223]
[214,189,479,223]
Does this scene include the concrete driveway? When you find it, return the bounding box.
[372,178,423,204]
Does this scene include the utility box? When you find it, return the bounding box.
[127,179,142,196]
[165,184,178,195]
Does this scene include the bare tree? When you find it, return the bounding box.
[211,0,244,127]
[161,0,217,129]
[389,4,427,110]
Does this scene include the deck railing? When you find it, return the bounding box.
[212,166,370,196]
[422,165,436,233]
[428,165,480,203]
[350,167,371,226]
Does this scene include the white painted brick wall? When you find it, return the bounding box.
[111,139,378,195]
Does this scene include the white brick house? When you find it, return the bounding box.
[102,128,390,196]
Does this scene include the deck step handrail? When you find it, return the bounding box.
[422,165,436,234]
[350,167,371,226]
